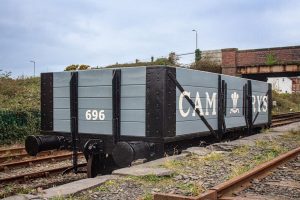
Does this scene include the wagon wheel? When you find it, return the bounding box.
[87,154,100,178]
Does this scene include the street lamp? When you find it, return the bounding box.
[192,29,198,50]
[30,60,35,77]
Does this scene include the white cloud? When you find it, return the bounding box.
[0,0,299,77]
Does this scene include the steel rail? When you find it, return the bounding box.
[154,147,300,200]
[0,152,83,171]
[0,150,60,163]
[0,163,87,184]
[0,147,25,155]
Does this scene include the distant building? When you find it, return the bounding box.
[291,77,300,93]
[267,77,292,94]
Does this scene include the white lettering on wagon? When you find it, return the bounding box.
[179,90,268,118]
[179,91,217,117]
[230,92,239,114]
[252,95,268,113]
[85,110,105,120]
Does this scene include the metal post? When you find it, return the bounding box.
[30,60,35,77]
[192,29,198,50]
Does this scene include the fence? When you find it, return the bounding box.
[0,110,40,144]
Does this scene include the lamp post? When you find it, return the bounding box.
[192,29,198,50]
[30,60,35,77]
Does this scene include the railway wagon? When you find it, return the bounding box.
[25,66,272,177]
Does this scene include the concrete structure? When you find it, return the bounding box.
[267,77,292,94]
[220,45,300,81]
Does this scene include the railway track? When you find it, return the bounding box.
[271,111,300,127]
[0,163,87,184]
[154,147,300,200]
[0,146,25,155]
[0,148,85,184]
[0,112,299,185]
[0,152,84,171]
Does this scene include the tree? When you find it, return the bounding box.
[195,49,201,62]
[168,52,177,65]
[0,69,12,78]
[64,64,90,71]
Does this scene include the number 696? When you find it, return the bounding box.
[85,110,105,120]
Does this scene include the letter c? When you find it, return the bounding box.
[179,91,190,117]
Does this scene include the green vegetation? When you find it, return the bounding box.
[272,90,300,114]
[228,139,287,178]
[190,57,222,73]
[176,182,203,196]
[0,74,40,144]
[95,180,118,192]
[266,53,278,65]
[141,192,154,200]
[0,184,34,199]
[195,49,201,62]
[64,64,91,71]
[231,145,250,157]
[104,54,178,68]
[0,75,40,110]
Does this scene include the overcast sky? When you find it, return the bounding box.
[0,0,300,77]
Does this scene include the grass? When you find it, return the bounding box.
[141,193,154,200]
[127,174,173,185]
[0,76,40,111]
[202,152,224,162]
[232,145,250,157]
[95,180,118,192]
[176,182,204,196]
[272,91,300,114]
[0,184,34,199]
[228,138,288,178]
[281,129,300,143]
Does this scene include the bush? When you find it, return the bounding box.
[272,91,300,114]
[0,110,40,145]
[0,74,40,144]
[65,64,91,71]
[190,57,222,73]
[0,76,40,111]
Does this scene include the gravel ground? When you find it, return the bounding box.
[73,129,300,200]
[0,156,87,198]
[238,154,300,200]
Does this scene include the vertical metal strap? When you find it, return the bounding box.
[247,80,253,131]
[268,84,272,126]
[218,75,222,136]
[70,72,79,173]
[112,69,121,144]
[218,75,227,137]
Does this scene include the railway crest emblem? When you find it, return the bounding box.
[230,92,239,114]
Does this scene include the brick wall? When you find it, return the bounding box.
[221,45,300,76]
[221,48,238,75]
[291,77,300,93]
[237,46,300,66]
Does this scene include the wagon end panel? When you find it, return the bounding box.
[52,71,72,133]
[41,72,54,132]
